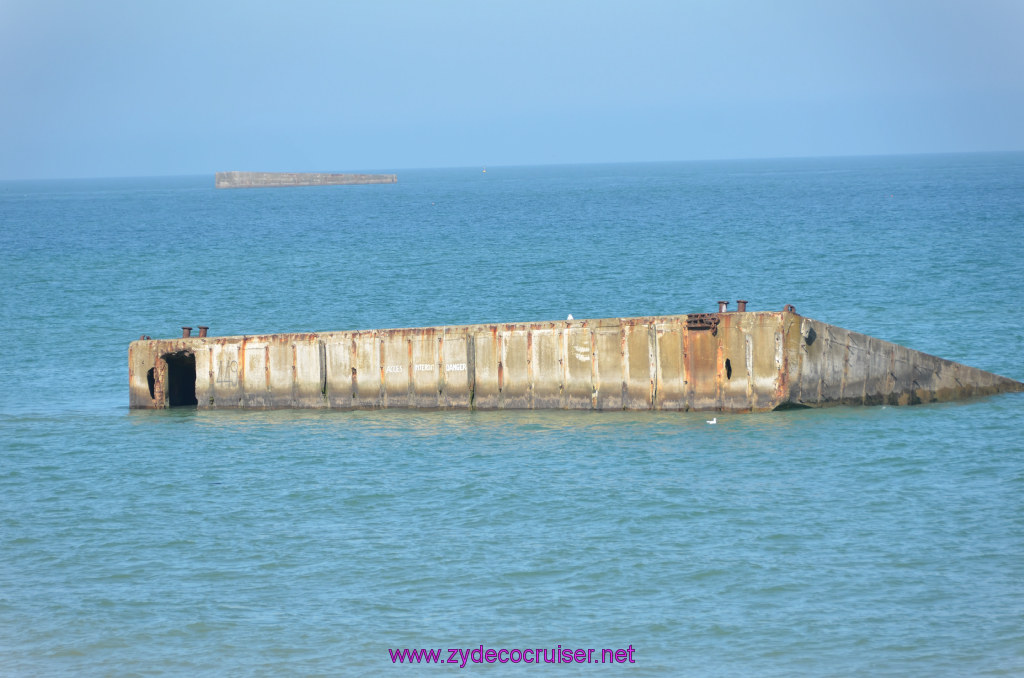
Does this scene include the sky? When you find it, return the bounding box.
[1,0,1022,180]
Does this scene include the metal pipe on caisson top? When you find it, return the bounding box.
[128,304,1023,412]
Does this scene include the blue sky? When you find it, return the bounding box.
[1,0,1022,179]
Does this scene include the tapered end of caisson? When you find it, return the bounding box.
[784,314,1024,408]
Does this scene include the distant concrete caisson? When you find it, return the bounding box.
[129,306,1023,412]
[215,171,397,189]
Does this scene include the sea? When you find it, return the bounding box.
[1,154,1022,676]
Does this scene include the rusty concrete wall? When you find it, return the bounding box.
[214,171,397,189]
[128,311,1023,412]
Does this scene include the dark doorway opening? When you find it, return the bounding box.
[163,351,198,407]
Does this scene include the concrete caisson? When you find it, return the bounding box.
[129,310,1023,412]
[214,171,397,189]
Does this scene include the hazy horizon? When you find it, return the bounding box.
[5,149,1024,184]
[2,0,1022,181]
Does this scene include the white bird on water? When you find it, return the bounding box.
[706,417,717,425]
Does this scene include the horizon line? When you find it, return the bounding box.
[2,149,1022,183]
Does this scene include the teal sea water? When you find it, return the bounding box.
[1,154,1023,675]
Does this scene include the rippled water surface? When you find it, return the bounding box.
[2,155,1023,675]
